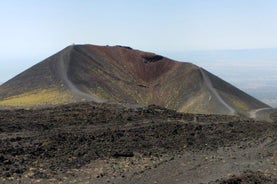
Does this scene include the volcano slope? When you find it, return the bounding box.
[0,102,276,184]
[0,44,275,121]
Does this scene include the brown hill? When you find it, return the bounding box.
[0,44,274,121]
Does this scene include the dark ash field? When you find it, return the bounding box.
[0,102,276,183]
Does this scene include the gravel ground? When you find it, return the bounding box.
[0,102,276,183]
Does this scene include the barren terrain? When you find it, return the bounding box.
[1,44,274,121]
[0,102,276,183]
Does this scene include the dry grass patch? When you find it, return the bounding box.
[0,88,72,107]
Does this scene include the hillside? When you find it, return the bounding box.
[0,44,274,121]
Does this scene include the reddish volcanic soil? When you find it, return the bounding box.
[1,44,275,121]
[0,102,276,183]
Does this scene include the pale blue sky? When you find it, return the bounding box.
[1,0,277,86]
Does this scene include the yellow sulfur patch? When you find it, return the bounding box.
[0,88,72,107]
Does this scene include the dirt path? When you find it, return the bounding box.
[200,69,236,115]
[116,145,277,184]
[249,107,272,121]
[58,46,105,103]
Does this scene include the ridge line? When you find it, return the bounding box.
[199,68,236,115]
[58,46,105,103]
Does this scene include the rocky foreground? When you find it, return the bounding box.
[0,102,276,183]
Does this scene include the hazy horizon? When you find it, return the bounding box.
[177,49,277,107]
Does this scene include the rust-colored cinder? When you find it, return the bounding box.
[0,44,274,121]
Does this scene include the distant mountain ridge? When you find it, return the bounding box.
[0,44,275,121]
